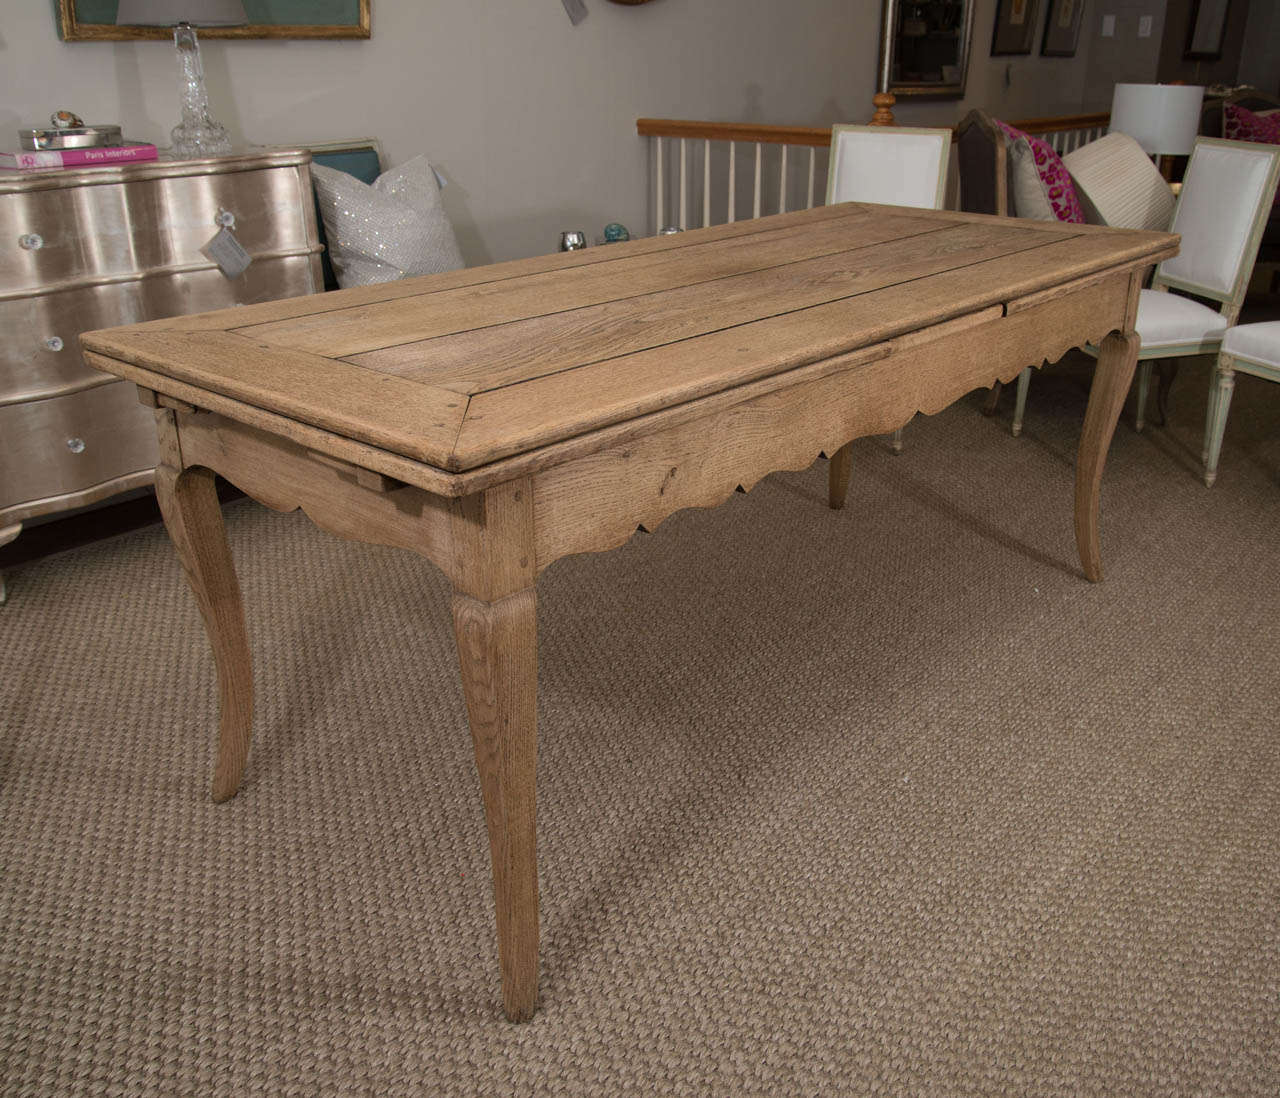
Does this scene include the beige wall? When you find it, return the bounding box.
[3,1,1164,266]
[1238,0,1280,95]
[1078,0,1169,113]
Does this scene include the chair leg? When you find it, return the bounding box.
[890,426,904,454]
[1203,354,1236,487]
[982,380,1003,416]
[1011,367,1031,437]
[1134,360,1153,431]
[828,442,852,510]
[1202,365,1218,466]
[1154,360,1178,426]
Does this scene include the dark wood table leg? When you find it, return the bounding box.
[1074,329,1140,583]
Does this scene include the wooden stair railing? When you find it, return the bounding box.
[1010,112,1111,152]
[635,119,833,231]
[637,107,1111,234]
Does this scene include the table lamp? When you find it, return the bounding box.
[115,0,250,159]
[1109,83,1205,159]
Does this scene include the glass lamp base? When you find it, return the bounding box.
[171,22,234,160]
[170,122,232,159]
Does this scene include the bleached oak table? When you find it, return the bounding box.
[82,204,1177,1021]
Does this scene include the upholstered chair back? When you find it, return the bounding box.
[955,110,1014,217]
[826,125,952,210]
[1155,138,1280,308]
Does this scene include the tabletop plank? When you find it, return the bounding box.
[346,221,1058,394]
[232,209,944,357]
[113,203,878,336]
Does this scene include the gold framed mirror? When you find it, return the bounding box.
[878,0,975,100]
[56,0,371,41]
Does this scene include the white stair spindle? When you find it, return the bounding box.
[778,144,788,214]
[753,142,762,220]
[703,138,711,228]
[655,137,664,234]
[728,142,736,223]
[807,147,816,209]
[679,138,688,231]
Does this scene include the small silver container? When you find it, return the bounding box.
[21,125,124,150]
[559,230,587,251]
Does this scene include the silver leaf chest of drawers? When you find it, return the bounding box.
[0,150,324,599]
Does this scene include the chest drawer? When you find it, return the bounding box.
[1,160,318,294]
[0,380,158,515]
[0,254,321,405]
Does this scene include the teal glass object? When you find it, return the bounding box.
[603,221,631,243]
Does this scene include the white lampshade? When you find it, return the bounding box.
[1109,84,1205,157]
[115,0,248,25]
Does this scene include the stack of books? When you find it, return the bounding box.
[0,143,159,171]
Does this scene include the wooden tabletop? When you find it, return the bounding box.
[81,203,1177,476]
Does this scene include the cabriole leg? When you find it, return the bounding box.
[1075,330,1140,582]
[452,588,539,1022]
[155,463,253,802]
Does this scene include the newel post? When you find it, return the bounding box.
[870,92,897,127]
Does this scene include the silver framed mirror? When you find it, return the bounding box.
[878,0,976,100]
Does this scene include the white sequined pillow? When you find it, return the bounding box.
[311,155,464,287]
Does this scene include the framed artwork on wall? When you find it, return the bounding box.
[991,0,1041,56]
[56,0,371,40]
[1184,0,1231,60]
[1041,0,1084,57]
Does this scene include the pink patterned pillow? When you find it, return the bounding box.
[995,119,1086,223]
[1224,103,1280,208]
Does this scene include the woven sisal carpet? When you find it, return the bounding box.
[2,354,1278,1096]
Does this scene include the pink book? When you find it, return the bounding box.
[0,143,159,171]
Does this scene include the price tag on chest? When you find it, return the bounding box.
[201,227,253,279]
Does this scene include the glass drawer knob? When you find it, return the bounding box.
[45,336,64,352]
[19,233,44,250]
[66,437,85,454]
[216,209,236,229]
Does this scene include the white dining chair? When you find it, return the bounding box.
[825,124,952,504]
[1003,137,1280,439]
[1203,321,1280,486]
[825,123,952,212]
